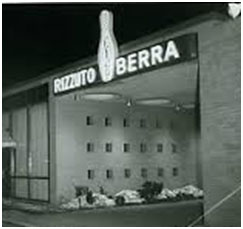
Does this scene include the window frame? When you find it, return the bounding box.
[86,116,93,126]
[173,167,179,176]
[87,169,95,180]
[157,168,164,177]
[157,143,163,153]
[106,169,113,179]
[124,169,131,178]
[105,142,113,153]
[123,143,130,153]
[86,142,94,153]
[123,118,130,127]
[104,116,112,127]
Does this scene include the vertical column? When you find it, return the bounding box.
[26,104,31,199]
[48,81,57,204]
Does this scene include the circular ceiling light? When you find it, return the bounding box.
[182,103,195,109]
[81,93,121,101]
[136,97,173,106]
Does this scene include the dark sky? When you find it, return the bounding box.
[3,3,227,88]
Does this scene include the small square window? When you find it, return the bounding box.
[106,169,113,179]
[123,118,130,127]
[139,119,146,128]
[87,142,94,152]
[123,143,130,153]
[158,168,164,177]
[105,117,112,127]
[173,167,178,176]
[87,169,95,180]
[124,169,131,178]
[157,143,163,153]
[140,143,147,153]
[141,168,148,178]
[105,143,112,153]
[172,143,177,153]
[86,116,93,126]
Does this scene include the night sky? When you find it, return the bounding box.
[3,3,227,88]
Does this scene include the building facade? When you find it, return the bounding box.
[2,12,240,226]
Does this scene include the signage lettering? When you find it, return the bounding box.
[54,67,96,94]
[53,10,198,95]
[53,34,197,95]
[115,40,180,76]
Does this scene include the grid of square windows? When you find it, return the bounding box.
[85,167,181,180]
[84,116,168,130]
[84,142,179,154]
[84,116,180,155]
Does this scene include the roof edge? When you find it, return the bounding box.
[3,11,228,98]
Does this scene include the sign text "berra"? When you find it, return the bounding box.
[116,40,179,76]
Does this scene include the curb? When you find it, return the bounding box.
[3,219,35,227]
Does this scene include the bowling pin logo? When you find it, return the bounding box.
[98,10,118,83]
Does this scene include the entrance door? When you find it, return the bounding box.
[2,148,11,198]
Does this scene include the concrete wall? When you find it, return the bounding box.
[54,97,198,202]
[199,17,241,226]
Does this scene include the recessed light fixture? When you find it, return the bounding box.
[182,103,195,109]
[126,99,132,107]
[81,93,121,101]
[136,97,173,106]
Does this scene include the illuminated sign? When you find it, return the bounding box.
[53,10,198,95]
[115,40,180,76]
[97,10,118,83]
[54,67,97,94]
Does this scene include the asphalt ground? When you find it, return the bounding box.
[2,199,203,227]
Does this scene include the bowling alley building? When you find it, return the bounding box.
[2,11,240,226]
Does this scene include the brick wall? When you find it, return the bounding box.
[199,17,241,226]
